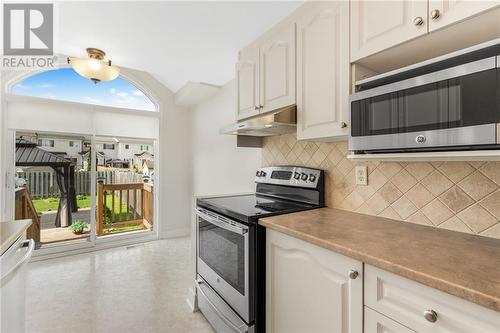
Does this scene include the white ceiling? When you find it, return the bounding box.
[58,1,303,92]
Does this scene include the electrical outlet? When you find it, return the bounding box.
[355,166,368,185]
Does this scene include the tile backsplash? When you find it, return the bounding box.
[262,134,500,240]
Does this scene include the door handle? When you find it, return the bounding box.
[0,239,35,283]
[196,279,247,333]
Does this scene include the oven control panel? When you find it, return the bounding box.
[255,166,322,189]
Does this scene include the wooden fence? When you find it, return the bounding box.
[96,181,153,236]
[17,170,144,198]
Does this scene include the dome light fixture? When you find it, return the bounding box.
[68,48,120,84]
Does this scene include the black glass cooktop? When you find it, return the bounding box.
[197,194,318,223]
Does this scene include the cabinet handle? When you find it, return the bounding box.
[259,105,264,109]
[254,106,259,110]
[423,309,438,323]
[348,270,359,279]
[340,122,348,129]
[413,16,424,26]
[430,9,441,20]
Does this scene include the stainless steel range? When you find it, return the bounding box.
[195,166,325,333]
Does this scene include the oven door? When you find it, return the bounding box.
[196,207,253,323]
[349,57,500,151]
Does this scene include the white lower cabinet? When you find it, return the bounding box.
[266,229,363,333]
[364,264,500,333]
[364,306,415,333]
[265,230,500,333]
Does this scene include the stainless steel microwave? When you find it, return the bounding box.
[349,42,500,153]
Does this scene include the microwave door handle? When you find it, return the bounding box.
[195,208,248,235]
[196,279,247,333]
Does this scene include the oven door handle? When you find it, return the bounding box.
[195,208,248,235]
[196,279,248,333]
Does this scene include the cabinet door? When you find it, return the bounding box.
[296,1,350,141]
[266,229,363,333]
[260,24,296,114]
[236,46,260,120]
[428,0,500,32]
[364,306,415,333]
[350,0,428,61]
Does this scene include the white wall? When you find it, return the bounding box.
[189,80,261,197]
[159,91,193,237]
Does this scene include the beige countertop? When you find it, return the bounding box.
[259,208,500,312]
[1,219,32,255]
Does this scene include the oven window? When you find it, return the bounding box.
[351,68,499,137]
[198,219,245,295]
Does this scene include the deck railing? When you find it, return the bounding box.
[15,187,41,241]
[96,181,153,236]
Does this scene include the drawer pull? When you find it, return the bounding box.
[413,16,424,26]
[430,9,441,20]
[348,270,359,279]
[423,309,438,323]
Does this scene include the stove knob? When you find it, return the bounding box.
[256,171,261,177]
[293,172,301,180]
[261,171,267,177]
[301,173,308,181]
[309,174,317,182]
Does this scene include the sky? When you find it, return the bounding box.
[11,68,156,111]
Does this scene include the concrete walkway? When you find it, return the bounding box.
[40,208,91,229]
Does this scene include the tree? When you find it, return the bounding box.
[86,146,92,172]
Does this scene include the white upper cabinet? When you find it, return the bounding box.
[260,24,296,114]
[428,0,500,32]
[350,0,428,61]
[236,46,260,120]
[266,229,363,333]
[296,1,350,141]
[350,0,500,62]
[236,23,296,120]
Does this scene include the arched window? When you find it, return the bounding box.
[11,68,156,111]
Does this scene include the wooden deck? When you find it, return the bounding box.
[16,181,153,248]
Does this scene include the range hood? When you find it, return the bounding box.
[220,105,296,137]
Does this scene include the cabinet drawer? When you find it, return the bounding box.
[364,265,500,333]
[364,306,415,333]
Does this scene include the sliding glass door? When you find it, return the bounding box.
[14,131,94,250]
[94,137,155,239]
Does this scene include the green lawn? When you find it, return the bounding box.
[33,195,90,213]
[32,195,135,222]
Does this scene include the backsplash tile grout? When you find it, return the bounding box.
[262,134,500,240]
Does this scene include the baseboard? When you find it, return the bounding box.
[186,286,198,312]
[161,227,190,239]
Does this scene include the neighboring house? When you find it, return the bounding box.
[80,150,106,169]
[133,151,154,169]
[96,140,119,160]
[142,160,154,177]
[119,142,153,167]
[18,135,86,169]
[96,140,153,169]
[17,136,153,171]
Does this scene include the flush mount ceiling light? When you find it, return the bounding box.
[68,48,120,84]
